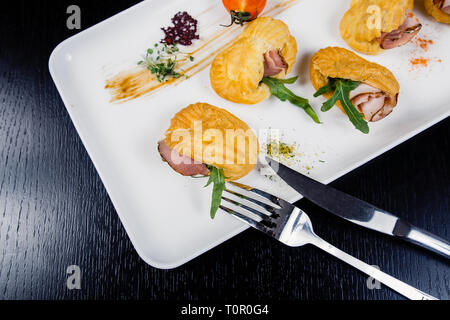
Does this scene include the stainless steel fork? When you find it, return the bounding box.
[220,182,438,300]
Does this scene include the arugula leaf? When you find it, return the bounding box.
[315,78,369,134]
[276,76,299,84]
[313,77,337,97]
[205,166,226,219]
[261,77,320,124]
[321,90,339,112]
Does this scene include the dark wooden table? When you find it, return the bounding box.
[0,1,448,300]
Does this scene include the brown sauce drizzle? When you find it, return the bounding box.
[105,0,299,103]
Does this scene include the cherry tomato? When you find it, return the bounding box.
[222,0,267,26]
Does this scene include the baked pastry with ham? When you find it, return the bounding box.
[210,17,297,104]
[424,0,450,23]
[158,103,259,218]
[159,103,258,180]
[310,47,400,133]
[340,0,421,55]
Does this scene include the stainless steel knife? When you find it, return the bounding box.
[266,156,450,259]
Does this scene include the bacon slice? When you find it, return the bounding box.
[435,0,450,14]
[378,10,422,50]
[263,50,288,77]
[158,140,209,176]
[349,83,394,122]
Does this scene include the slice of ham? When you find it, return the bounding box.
[378,10,422,50]
[158,140,209,176]
[263,50,288,77]
[349,83,381,100]
[349,83,394,122]
[443,0,450,14]
[435,0,450,14]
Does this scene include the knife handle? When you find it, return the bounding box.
[394,219,450,259]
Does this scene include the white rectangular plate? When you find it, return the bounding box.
[49,0,450,269]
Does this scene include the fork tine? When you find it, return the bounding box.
[219,204,273,233]
[221,195,275,224]
[229,181,291,209]
[224,188,279,214]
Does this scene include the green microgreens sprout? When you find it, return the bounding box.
[137,43,196,82]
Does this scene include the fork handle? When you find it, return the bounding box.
[310,237,438,300]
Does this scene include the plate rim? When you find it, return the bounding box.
[48,0,450,269]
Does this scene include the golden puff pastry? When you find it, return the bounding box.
[340,0,420,55]
[424,0,450,23]
[310,47,400,121]
[159,103,259,181]
[210,17,297,104]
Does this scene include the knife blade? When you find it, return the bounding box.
[266,156,450,259]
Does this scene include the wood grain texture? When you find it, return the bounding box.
[0,0,448,300]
